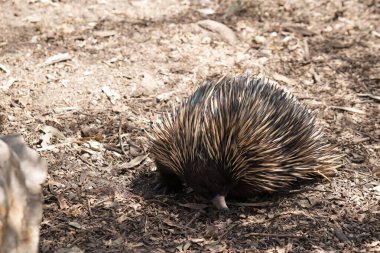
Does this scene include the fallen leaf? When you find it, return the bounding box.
[117,213,129,223]
[178,202,208,210]
[334,226,349,242]
[24,15,41,23]
[197,19,238,45]
[122,154,148,169]
[79,171,87,185]
[140,72,163,95]
[42,53,71,66]
[183,242,191,251]
[156,91,174,102]
[283,25,315,36]
[0,64,10,74]
[57,193,69,209]
[162,219,183,229]
[197,8,215,15]
[272,73,298,86]
[204,242,226,253]
[41,125,65,139]
[56,246,84,253]
[373,185,380,193]
[93,30,117,38]
[68,221,81,229]
[85,140,103,152]
[297,199,311,208]
[40,132,54,148]
[102,86,121,104]
[1,77,17,90]
[191,238,204,244]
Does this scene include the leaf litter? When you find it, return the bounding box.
[0,0,379,252]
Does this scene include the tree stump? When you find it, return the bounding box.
[0,135,47,253]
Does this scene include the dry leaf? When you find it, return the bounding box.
[0,64,10,74]
[41,125,65,139]
[56,246,84,253]
[204,242,226,253]
[373,185,380,193]
[197,19,238,45]
[102,86,121,104]
[162,219,183,230]
[358,93,380,101]
[1,77,17,90]
[42,53,71,66]
[178,202,208,210]
[117,213,129,223]
[68,221,81,229]
[93,30,117,38]
[272,73,298,86]
[57,193,69,209]
[123,154,148,169]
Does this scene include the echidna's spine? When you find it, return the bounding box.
[150,75,341,209]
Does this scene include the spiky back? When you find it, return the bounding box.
[150,76,340,196]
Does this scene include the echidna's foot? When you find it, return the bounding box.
[153,172,183,195]
[218,208,229,216]
[212,195,229,211]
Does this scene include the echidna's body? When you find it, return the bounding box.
[150,76,341,210]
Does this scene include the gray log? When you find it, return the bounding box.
[0,135,47,253]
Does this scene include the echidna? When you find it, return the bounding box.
[150,75,341,210]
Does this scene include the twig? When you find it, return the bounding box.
[103,144,123,154]
[87,199,93,216]
[219,223,238,240]
[310,67,322,85]
[185,212,201,228]
[358,93,380,101]
[119,114,127,156]
[303,38,310,62]
[288,188,333,194]
[79,156,97,170]
[246,232,306,239]
[228,201,272,208]
[342,168,372,177]
[95,197,112,206]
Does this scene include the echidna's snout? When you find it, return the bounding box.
[212,194,229,211]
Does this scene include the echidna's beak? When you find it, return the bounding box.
[212,195,229,211]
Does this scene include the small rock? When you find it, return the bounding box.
[254,35,266,44]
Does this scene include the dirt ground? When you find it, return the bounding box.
[1,0,379,252]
